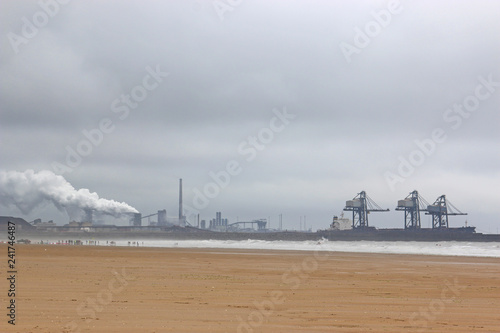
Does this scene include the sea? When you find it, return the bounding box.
[28,238,500,258]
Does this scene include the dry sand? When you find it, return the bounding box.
[1,244,499,333]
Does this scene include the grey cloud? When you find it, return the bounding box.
[0,0,498,231]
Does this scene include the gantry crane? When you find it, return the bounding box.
[343,191,389,229]
[395,190,430,230]
[426,195,467,229]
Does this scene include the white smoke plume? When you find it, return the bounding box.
[0,169,138,220]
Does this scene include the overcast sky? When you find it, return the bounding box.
[1,0,499,232]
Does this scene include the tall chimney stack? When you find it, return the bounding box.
[84,208,93,224]
[179,178,183,220]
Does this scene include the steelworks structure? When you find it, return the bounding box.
[395,190,430,230]
[179,178,183,221]
[426,195,467,229]
[228,219,267,231]
[343,191,389,229]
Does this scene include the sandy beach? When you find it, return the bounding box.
[2,244,499,333]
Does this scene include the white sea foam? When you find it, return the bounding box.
[110,239,500,258]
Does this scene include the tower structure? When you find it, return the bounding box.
[426,195,467,229]
[395,190,430,230]
[343,191,389,229]
[179,178,183,221]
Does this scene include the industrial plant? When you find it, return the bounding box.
[2,180,499,242]
[119,179,269,232]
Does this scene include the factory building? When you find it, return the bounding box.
[131,213,142,226]
[157,209,167,226]
[209,212,228,231]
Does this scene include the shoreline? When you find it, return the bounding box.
[3,237,500,258]
[6,227,500,242]
[10,242,500,259]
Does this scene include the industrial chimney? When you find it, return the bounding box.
[179,178,183,221]
[83,208,93,224]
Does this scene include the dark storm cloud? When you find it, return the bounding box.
[0,0,499,231]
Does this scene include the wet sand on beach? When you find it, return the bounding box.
[2,244,499,332]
